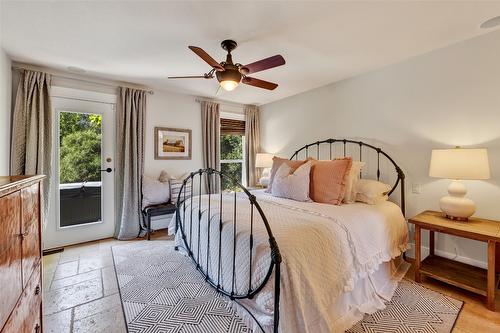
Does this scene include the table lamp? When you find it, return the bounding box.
[429,147,490,221]
[255,153,274,187]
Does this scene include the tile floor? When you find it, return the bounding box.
[42,234,169,333]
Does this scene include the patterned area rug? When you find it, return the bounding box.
[112,241,462,333]
[112,241,251,333]
[347,279,463,333]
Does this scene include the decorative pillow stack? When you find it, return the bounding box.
[267,155,391,205]
[268,156,353,205]
[142,170,193,208]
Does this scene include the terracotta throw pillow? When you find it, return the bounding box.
[309,157,353,205]
[266,156,311,193]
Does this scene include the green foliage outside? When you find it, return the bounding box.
[59,112,102,184]
[220,134,244,191]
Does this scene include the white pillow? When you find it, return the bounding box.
[271,161,312,202]
[142,176,171,209]
[356,193,389,205]
[343,161,365,203]
[355,179,391,205]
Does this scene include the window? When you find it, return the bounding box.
[220,115,246,191]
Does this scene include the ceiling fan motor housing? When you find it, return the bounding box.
[216,64,242,84]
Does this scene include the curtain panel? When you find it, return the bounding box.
[11,70,53,227]
[245,105,261,187]
[201,101,220,193]
[115,87,147,240]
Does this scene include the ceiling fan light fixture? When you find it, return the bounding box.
[216,67,241,91]
[220,80,238,91]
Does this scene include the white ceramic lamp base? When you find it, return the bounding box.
[439,180,476,221]
[259,168,271,188]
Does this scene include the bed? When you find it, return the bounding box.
[168,139,409,333]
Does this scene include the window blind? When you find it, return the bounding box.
[220,118,245,135]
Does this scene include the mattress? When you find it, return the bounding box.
[169,190,409,333]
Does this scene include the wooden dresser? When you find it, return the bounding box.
[0,175,45,333]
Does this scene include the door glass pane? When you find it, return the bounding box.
[59,111,102,227]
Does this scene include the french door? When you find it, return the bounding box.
[44,88,116,249]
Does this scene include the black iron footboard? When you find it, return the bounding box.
[175,169,282,333]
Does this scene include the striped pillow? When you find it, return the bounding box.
[170,179,192,204]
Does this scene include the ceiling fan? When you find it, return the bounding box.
[168,39,285,92]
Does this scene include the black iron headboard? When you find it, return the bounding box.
[290,138,405,216]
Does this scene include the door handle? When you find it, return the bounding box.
[100,168,113,173]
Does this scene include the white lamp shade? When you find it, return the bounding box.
[255,153,274,168]
[429,148,490,180]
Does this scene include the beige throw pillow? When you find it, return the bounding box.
[271,161,312,202]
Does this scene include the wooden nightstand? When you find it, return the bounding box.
[409,210,500,311]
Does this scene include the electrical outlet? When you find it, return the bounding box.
[412,183,422,194]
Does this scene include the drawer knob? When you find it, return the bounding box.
[18,231,29,238]
[35,285,40,295]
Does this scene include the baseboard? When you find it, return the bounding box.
[406,242,487,269]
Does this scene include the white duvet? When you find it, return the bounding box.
[169,190,408,333]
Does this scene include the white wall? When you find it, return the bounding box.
[0,48,11,175]
[144,92,244,179]
[144,90,203,179]
[260,29,500,268]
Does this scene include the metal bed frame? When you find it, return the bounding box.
[175,138,405,333]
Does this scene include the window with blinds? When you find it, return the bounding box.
[220,118,245,136]
[220,117,246,190]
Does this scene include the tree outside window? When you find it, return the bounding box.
[59,112,102,184]
[220,134,246,191]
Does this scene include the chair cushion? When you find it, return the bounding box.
[143,203,177,216]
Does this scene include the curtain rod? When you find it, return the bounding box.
[195,97,257,108]
[12,64,154,95]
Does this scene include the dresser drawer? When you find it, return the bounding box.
[21,184,41,288]
[0,191,22,330]
[2,264,42,333]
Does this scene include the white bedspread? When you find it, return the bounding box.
[169,190,408,333]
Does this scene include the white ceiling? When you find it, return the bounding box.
[2,1,500,105]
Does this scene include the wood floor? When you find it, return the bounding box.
[42,234,500,332]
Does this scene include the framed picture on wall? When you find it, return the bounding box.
[154,127,192,160]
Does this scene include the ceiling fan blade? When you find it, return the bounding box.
[188,46,224,71]
[242,55,285,74]
[168,75,211,79]
[242,77,278,90]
